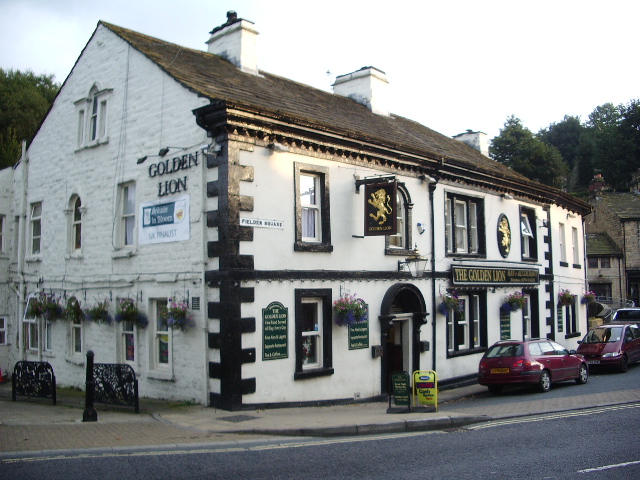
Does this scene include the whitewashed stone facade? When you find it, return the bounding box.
[0,13,591,410]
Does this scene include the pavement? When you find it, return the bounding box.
[1,378,640,456]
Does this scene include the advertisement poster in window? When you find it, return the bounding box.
[364,182,397,236]
[139,195,190,244]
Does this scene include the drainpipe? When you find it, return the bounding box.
[428,181,437,372]
[16,140,29,360]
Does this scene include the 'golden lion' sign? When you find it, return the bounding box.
[364,182,397,236]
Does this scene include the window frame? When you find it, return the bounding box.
[294,289,333,380]
[446,292,486,357]
[520,207,537,261]
[118,183,136,248]
[558,296,580,339]
[0,214,5,254]
[445,192,485,257]
[151,298,171,370]
[385,184,413,255]
[71,316,83,355]
[0,317,6,345]
[67,196,84,253]
[29,202,42,256]
[75,85,111,148]
[294,163,332,253]
[121,319,137,364]
[571,226,581,267]
[559,222,568,265]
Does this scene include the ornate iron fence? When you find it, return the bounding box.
[12,361,57,405]
[93,363,139,413]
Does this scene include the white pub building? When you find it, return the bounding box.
[0,12,591,410]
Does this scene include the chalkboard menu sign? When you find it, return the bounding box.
[263,302,288,360]
[392,372,410,406]
[349,319,369,350]
[500,311,511,340]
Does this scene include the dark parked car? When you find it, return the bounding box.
[576,324,640,372]
[478,338,588,394]
[611,308,640,327]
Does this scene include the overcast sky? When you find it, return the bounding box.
[1,0,638,140]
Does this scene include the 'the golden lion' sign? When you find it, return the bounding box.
[364,182,397,236]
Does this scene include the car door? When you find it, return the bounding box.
[550,341,580,379]
[536,341,566,380]
[626,326,640,362]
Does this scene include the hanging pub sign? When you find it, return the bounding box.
[139,194,190,244]
[364,181,397,236]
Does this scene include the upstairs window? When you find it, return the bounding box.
[294,163,332,252]
[119,183,136,247]
[68,196,83,252]
[445,193,484,256]
[520,208,537,261]
[0,214,5,254]
[572,226,580,267]
[559,223,567,265]
[30,202,42,255]
[76,85,111,148]
[386,185,413,254]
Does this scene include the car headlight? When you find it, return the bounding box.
[602,352,621,358]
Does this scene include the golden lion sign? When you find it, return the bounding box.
[364,182,397,236]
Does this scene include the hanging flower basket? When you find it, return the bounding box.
[502,291,526,312]
[333,293,368,326]
[582,291,596,304]
[115,298,148,328]
[438,291,462,317]
[84,299,112,324]
[27,292,64,321]
[159,298,195,332]
[558,289,574,306]
[64,296,85,322]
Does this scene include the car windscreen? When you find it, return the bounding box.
[486,344,523,358]
[615,310,640,320]
[582,327,623,344]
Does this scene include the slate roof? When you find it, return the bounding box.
[598,193,640,220]
[97,21,590,212]
[586,233,622,256]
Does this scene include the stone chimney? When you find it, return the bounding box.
[589,174,606,202]
[206,11,259,76]
[332,67,390,116]
[453,130,490,157]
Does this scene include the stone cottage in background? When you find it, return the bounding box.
[586,171,640,310]
[0,12,591,410]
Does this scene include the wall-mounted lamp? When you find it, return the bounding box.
[417,222,426,235]
[420,174,437,183]
[398,246,428,278]
[268,142,289,153]
[501,193,514,200]
[137,156,148,164]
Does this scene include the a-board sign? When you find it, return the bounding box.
[391,372,410,406]
[413,370,438,409]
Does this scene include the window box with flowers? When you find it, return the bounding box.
[582,291,596,304]
[159,299,194,332]
[438,291,462,317]
[333,293,368,326]
[84,299,112,324]
[501,291,526,313]
[115,298,148,328]
[558,289,574,306]
[27,292,64,321]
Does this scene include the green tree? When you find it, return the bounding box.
[0,68,60,169]
[490,116,569,189]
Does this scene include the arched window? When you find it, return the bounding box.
[72,197,82,250]
[386,184,412,254]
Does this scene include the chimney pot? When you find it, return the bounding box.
[207,12,259,76]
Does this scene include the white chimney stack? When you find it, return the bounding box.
[453,130,490,157]
[333,67,390,117]
[206,11,259,76]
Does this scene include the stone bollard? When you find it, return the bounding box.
[82,350,98,422]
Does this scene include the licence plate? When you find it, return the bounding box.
[491,368,510,374]
[587,360,600,365]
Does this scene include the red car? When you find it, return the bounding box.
[576,324,640,373]
[478,338,588,394]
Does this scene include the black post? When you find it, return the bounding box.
[82,350,97,422]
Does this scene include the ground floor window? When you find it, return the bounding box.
[0,317,6,345]
[153,298,170,368]
[121,320,136,363]
[294,289,333,380]
[558,299,579,338]
[24,318,38,350]
[447,292,486,356]
[71,317,82,354]
[522,295,531,340]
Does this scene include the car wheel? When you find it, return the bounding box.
[619,355,629,373]
[538,370,551,392]
[576,363,588,384]
[488,385,503,395]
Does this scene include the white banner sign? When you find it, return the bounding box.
[139,195,190,244]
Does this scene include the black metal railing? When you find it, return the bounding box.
[92,362,139,413]
[12,361,57,405]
